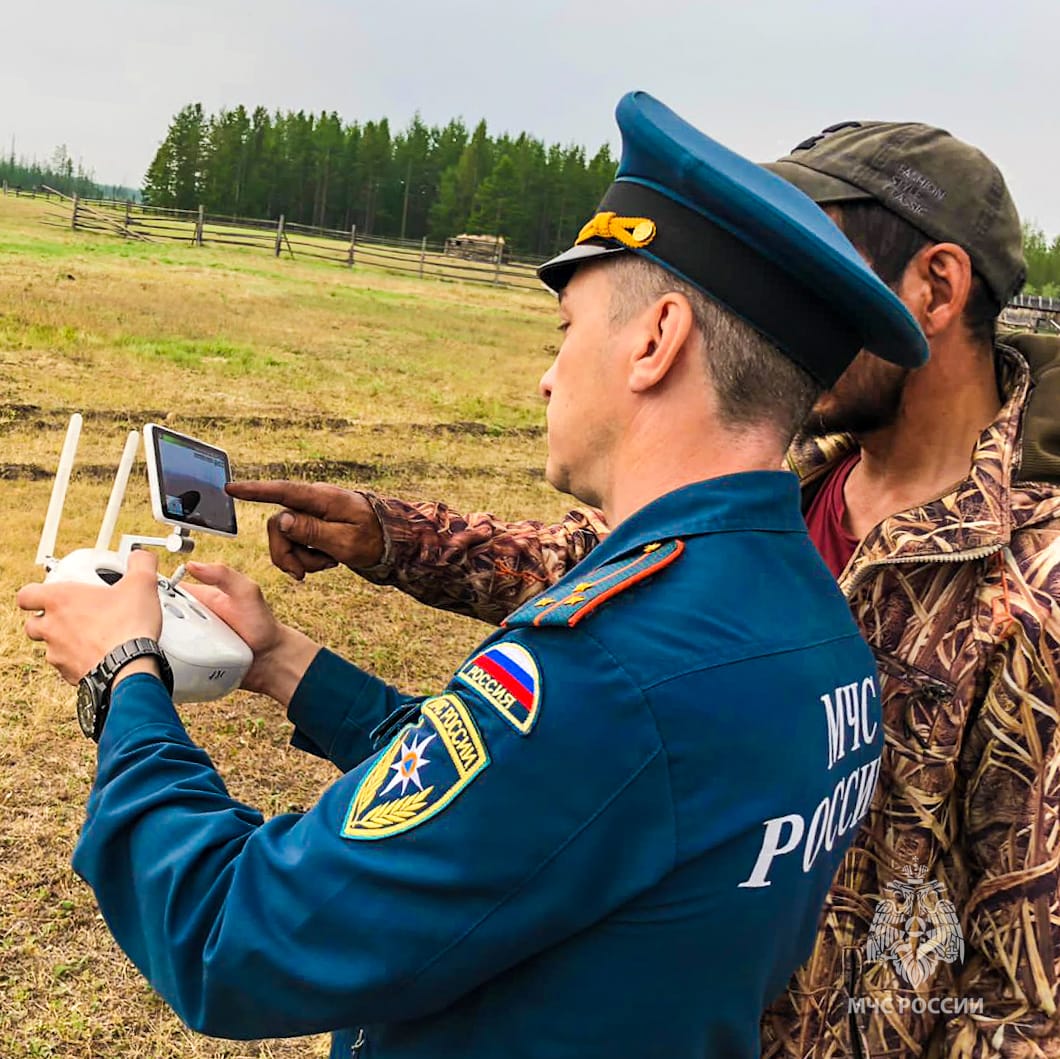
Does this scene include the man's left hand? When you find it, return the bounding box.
[17,550,163,684]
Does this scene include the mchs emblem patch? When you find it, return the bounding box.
[341,694,489,840]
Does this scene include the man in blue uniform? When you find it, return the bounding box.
[18,92,927,1058]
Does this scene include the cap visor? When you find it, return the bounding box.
[763,161,873,205]
[537,244,629,293]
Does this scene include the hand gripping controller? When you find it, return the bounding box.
[45,548,251,702]
[36,415,252,703]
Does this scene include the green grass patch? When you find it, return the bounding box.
[0,315,83,350]
[116,334,283,372]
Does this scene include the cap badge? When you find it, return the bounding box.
[575,211,657,249]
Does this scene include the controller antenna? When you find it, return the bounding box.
[36,413,82,568]
[96,430,139,551]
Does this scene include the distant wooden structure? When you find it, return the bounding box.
[443,233,507,264]
[1001,293,1060,334]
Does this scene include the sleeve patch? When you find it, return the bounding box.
[341,694,489,840]
[455,641,541,735]
[503,539,685,629]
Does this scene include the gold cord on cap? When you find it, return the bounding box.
[576,211,657,249]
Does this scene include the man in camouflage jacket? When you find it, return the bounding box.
[232,128,1060,1056]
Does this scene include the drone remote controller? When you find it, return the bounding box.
[37,415,252,703]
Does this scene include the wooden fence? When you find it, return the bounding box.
[37,188,548,293]
[1000,299,1060,334]
[34,187,1056,312]
[2,183,66,201]
[1010,293,1060,313]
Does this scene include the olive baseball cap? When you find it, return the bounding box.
[767,122,1026,305]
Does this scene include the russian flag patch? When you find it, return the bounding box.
[456,641,541,734]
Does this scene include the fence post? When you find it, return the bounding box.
[194,205,205,246]
[493,237,502,286]
[124,200,132,236]
[347,223,356,267]
[274,214,286,257]
[71,193,80,231]
[419,236,427,278]
[2,180,6,196]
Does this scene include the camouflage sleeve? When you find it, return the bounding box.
[353,493,610,626]
[946,547,1060,1057]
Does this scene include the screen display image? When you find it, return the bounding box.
[152,429,237,536]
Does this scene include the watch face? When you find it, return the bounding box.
[77,680,99,739]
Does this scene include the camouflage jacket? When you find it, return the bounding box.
[359,340,1060,1058]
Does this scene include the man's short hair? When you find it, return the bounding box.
[607,255,822,444]
[834,201,1000,350]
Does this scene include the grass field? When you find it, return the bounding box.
[0,193,572,1057]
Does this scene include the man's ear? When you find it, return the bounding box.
[901,242,973,340]
[628,291,695,394]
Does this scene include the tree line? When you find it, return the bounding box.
[0,144,136,200]
[1022,224,1060,297]
[142,104,617,258]
[16,110,1059,290]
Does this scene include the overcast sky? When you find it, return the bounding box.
[4,0,1059,233]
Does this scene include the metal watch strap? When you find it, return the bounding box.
[98,637,175,695]
[80,638,174,743]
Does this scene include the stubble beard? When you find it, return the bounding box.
[803,356,910,439]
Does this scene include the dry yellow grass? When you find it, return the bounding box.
[0,194,572,1056]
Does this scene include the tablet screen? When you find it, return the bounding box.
[150,427,237,536]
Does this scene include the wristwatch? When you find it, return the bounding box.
[77,638,175,742]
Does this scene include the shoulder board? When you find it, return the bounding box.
[503,539,684,629]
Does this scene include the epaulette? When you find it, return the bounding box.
[503,539,684,629]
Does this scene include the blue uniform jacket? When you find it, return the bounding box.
[72,473,883,1058]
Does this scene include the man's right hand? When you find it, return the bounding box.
[182,562,321,706]
[225,481,385,580]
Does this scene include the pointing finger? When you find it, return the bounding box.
[227,480,337,518]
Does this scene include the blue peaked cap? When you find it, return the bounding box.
[538,92,929,387]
